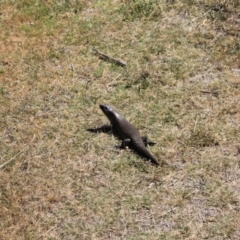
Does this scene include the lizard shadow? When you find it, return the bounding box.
[87,124,113,134]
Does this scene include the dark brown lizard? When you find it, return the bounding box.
[100,104,159,166]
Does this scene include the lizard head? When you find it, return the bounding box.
[100,104,118,123]
[100,104,114,114]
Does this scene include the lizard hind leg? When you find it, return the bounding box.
[141,136,156,146]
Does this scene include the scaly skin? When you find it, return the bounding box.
[100,104,159,166]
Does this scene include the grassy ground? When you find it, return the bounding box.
[0,0,239,239]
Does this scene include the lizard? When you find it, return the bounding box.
[100,104,159,166]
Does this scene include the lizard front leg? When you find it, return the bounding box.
[121,138,131,148]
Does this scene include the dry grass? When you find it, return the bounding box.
[0,0,240,239]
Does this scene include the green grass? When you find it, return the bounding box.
[0,0,240,239]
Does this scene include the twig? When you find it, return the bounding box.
[93,48,127,67]
[0,146,29,169]
[70,63,75,71]
[190,9,211,24]
[193,115,199,133]
[200,90,218,97]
